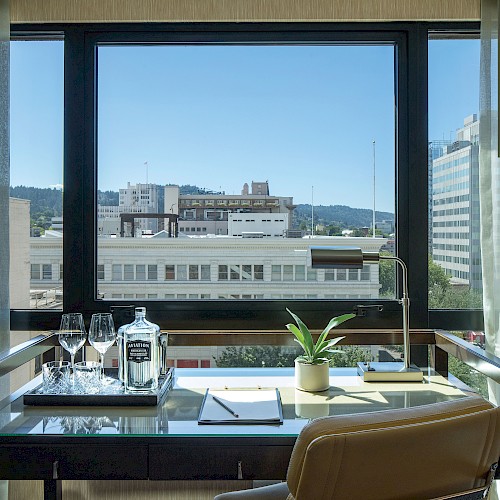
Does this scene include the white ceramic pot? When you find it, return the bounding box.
[294,359,330,392]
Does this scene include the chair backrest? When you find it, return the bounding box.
[286,396,500,500]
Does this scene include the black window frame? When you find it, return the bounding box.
[9,21,483,333]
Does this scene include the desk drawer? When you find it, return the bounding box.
[150,444,292,480]
[0,444,148,480]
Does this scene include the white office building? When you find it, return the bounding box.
[431,114,481,289]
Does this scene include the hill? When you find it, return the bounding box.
[10,185,394,230]
[294,204,393,229]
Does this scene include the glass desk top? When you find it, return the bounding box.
[0,367,471,438]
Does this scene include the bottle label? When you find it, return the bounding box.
[126,341,151,363]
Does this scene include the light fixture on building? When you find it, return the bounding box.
[309,246,423,382]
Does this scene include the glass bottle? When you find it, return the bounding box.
[123,307,159,392]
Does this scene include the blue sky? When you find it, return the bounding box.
[10,38,480,212]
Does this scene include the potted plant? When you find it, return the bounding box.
[286,308,355,392]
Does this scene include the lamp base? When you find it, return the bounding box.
[357,361,423,382]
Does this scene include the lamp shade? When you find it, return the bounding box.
[309,246,364,269]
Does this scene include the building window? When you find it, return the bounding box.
[112,264,122,281]
[325,270,335,281]
[189,265,199,280]
[307,268,317,281]
[136,265,146,281]
[148,265,157,280]
[124,264,134,281]
[31,264,40,280]
[271,265,281,281]
[201,264,211,281]
[165,265,175,280]
[254,265,264,280]
[360,265,370,281]
[283,265,293,281]
[42,264,52,280]
[97,264,104,280]
[218,265,228,281]
[230,265,241,280]
[242,265,252,280]
[295,265,305,281]
[177,265,187,281]
[336,270,347,281]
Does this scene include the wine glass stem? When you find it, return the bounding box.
[100,354,105,379]
[70,354,75,385]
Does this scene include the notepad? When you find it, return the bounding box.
[198,388,283,425]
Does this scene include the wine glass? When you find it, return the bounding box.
[88,313,116,382]
[58,313,87,371]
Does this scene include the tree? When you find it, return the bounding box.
[215,344,372,368]
[378,251,395,296]
[329,345,371,367]
[215,346,300,367]
[428,257,450,291]
[448,356,487,398]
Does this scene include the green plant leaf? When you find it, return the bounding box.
[321,313,356,338]
[313,313,353,354]
[286,308,314,357]
[315,336,346,356]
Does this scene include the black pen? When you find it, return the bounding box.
[212,395,239,418]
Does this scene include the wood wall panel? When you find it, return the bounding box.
[9,479,254,499]
[11,0,480,24]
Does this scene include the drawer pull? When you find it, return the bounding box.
[52,460,59,480]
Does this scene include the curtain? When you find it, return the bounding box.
[0,3,9,498]
[480,0,500,404]
[0,0,9,343]
[480,1,500,497]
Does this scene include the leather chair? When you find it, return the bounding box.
[214,395,500,500]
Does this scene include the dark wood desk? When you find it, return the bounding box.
[0,367,471,499]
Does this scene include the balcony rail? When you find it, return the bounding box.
[4,329,500,381]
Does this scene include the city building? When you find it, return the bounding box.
[99,182,160,236]
[431,115,481,289]
[165,181,296,236]
[29,232,386,367]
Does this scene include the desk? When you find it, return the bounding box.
[0,368,471,499]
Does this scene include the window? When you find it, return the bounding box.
[97,265,104,280]
[254,265,264,280]
[189,265,199,280]
[201,264,211,281]
[124,264,134,280]
[136,265,146,281]
[165,265,175,280]
[95,39,395,304]
[9,22,482,336]
[295,265,305,281]
[42,264,52,280]
[428,33,482,310]
[218,265,228,281]
[242,265,252,280]
[271,265,281,281]
[230,265,241,281]
[177,265,187,281]
[148,265,158,280]
[31,264,40,280]
[10,38,64,310]
[112,265,122,281]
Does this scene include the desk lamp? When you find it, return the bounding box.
[309,246,423,382]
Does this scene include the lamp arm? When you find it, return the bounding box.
[379,255,410,369]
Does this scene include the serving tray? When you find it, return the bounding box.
[23,368,174,407]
